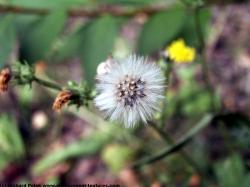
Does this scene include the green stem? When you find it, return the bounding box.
[194,7,217,112]
[194,8,205,50]
[150,123,203,174]
[33,76,62,91]
[160,61,173,128]
[218,121,234,154]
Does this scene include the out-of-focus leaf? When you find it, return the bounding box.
[32,131,112,175]
[182,8,211,47]
[0,114,25,169]
[182,90,211,115]
[0,154,8,169]
[242,175,250,187]
[168,65,212,116]
[137,8,185,55]
[80,16,119,85]
[215,154,248,187]
[0,15,16,67]
[102,144,134,172]
[133,114,212,168]
[14,15,40,37]
[20,10,66,63]
[16,85,34,105]
[55,26,85,61]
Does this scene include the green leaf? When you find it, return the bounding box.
[14,15,41,37]
[137,8,185,55]
[242,175,250,187]
[20,10,66,62]
[215,154,246,187]
[32,132,112,175]
[181,8,211,47]
[80,16,119,85]
[0,15,16,67]
[133,114,212,168]
[55,26,85,61]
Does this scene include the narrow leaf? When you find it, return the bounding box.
[80,16,119,85]
[32,132,111,175]
[55,26,84,61]
[20,10,66,62]
[0,15,16,67]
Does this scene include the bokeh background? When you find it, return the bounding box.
[0,0,250,186]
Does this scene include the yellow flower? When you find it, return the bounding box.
[166,39,196,63]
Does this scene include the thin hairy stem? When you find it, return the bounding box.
[150,123,203,174]
[33,76,62,91]
[160,62,173,128]
[194,7,217,111]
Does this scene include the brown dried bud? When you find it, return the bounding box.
[0,67,11,93]
[189,174,201,187]
[52,90,72,111]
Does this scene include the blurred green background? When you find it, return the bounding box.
[0,0,250,186]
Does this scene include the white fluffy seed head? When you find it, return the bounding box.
[94,55,165,128]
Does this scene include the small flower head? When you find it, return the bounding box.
[52,90,72,111]
[165,39,196,63]
[96,55,116,75]
[94,55,165,128]
[0,67,11,93]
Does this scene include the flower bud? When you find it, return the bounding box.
[0,67,11,93]
[52,90,72,111]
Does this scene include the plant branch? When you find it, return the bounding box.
[194,7,217,111]
[0,4,168,17]
[33,76,62,91]
[160,61,173,128]
[132,114,212,169]
[150,123,203,174]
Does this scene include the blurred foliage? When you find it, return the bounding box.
[32,129,112,175]
[0,15,15,68]
[20,10,67,63]
[79,16,120,85]
[181,8,211,47]
[215,154,250,187]
[138,8,185,55]
[0,114,25,170]
[0,0,211,85]
[102,144,134,173]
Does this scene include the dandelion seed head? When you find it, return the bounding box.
[95,55,165,128]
